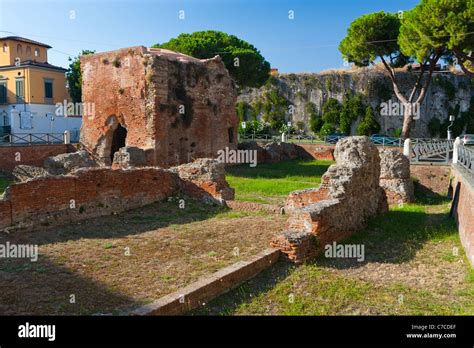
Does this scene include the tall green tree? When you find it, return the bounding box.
[339,10,441,138]
[66,50,95,103]
[357,106,380,136]
[405,0,473,77]
[154,30,270,88]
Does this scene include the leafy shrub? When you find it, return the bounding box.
[357,106,380,136]
[319,122,336,137]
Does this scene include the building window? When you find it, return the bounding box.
[15,79,24,102]
[26,46,31,55]
[17,44,22,54]
[2,43,7,53]
[44,80,53,101]
[0,82,6,103]
[19,111,32,129]
[34,48,39,57]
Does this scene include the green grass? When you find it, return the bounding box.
[226,159,333,204]
[0,178,9,194]
[193,195,474,315]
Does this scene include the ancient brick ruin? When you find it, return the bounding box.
[80,46,238,168]
[0,158,233,232]
[271,137,388,263]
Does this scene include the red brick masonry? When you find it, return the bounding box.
[451,164,474,267]
[0,161,232,232]
[0,144,75,173]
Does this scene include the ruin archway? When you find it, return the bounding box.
[110,124,127,162]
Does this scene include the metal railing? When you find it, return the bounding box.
[411,139,454,164]
[457,145,474,174]
[0,132,65,146]
[239,133,404,147]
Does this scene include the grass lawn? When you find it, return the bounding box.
[193,194,474,315]
[0,177,9,195]
[0,198,286,315]
[226,159,333,204]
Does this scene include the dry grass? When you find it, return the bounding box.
[0,198,285,315]
[193,197,474,316]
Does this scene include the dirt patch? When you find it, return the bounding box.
[0,198,285,315]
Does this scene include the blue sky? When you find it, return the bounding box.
[0,0,419,73]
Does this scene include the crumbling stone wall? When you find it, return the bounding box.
[271,136,388,263]
[0,158,231,232]
[379,149,414,204]
[80,47,238,168]
[172,158,234,203]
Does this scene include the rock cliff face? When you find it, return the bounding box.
[238,69,473,138]
[80,46,238,168]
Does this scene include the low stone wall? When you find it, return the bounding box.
[451,164,474,267]
[296,144,335,161]
[271,137,388,263]
[0,144,75,173]
[0,159,232,232]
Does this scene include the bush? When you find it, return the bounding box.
[236,101,248,122]
[357,106,380,136]
[340,93,365,134]
[319,122,336,137]
[305,102,322,134]
[322,98,341,125]
[394,128,403,138]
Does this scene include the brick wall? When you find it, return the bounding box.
[451,165,474,267]
[0,158,231,232]
[0,144,74,173]
[410,164,451,195]
[284,175,331,213]
[296,144,335,161]
[0,168,177,231]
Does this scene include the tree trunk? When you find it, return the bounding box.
[401,107,413,139]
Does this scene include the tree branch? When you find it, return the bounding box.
[415,49,443,105]
[380,56,408,104]
[408,60,427,103]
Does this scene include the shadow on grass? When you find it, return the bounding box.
[191,191,458,315]
[226,159,333,180]
[0,255,139,315]
[1,198,228,246]
[314,190,456,270]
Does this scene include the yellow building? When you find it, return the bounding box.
[0,36,80,140]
